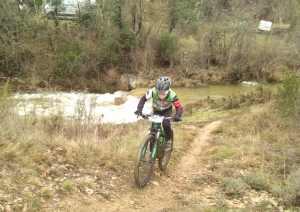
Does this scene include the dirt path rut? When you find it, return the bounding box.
[94,120,222,212]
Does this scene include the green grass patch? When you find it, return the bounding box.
[210,146,237,162]
[61,179,75,193]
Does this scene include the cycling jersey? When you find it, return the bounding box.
[137,87,183,117]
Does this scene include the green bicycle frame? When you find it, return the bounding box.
[149,122,165,158]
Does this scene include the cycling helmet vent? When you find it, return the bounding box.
[155,76,171,92]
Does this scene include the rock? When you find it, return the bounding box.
[36,80,49,88]
[203,187,217,196]
[5,205,12,212]
[151,181,160,186]
[85,188,94,195]
[22,203,27,212]
[119,74,139,91]
[172,188,181,194]
[114,97,126,105]
[58,165,67,170]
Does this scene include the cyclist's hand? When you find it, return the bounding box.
[172,115,181,122]
[134,110,142,117]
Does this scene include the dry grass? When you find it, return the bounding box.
[0,86,198,211]
[200,101,300,209]
[166,84,300,210]
[1,84,300,210]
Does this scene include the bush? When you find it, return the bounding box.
[285,170,300,206]
[119,29,136,53]
[53,42,83,78]
[221,177,246,197]
[81,12,93,27]
[271,184,285,198]
[244,174,269,191]
[97,38,119,69]
[275,72,300,125]
[156,31,179,64]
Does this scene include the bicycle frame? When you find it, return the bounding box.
[148,122,164,159]
[134,114,176,188]
[145,115,171,159]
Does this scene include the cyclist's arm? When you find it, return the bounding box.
[137,88,154,112]
[172,95,183,117]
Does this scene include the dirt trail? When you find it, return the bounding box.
[50,120,222,212]
[95,120,222,212]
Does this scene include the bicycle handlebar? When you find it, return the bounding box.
[137,113,182,122]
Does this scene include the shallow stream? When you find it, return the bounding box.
[13,83,280,124]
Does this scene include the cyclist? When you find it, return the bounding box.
[134,76,183,151]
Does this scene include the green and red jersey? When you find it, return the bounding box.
[136,87,183,117]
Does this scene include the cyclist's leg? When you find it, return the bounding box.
[161,107,172,141]
[153,108,172,150]
[149,113,157,153]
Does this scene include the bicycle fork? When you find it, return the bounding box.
[140,133,158,162]
[151,131,160,158]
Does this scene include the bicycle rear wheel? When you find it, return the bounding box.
[134,134,156,188]
[158,129,173,170]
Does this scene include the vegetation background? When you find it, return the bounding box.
[2,0,300,211]
[1,0,300,92]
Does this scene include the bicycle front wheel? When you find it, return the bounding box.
[134,134,156,188]
[158,129,173,171]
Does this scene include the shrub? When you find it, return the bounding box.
[285,170,300,206]
[244,174,269,191]
[41,187,53,199]
[275,72,300,125]
[156,32,179,65]
[97,38,119,69]
[53,42,83,78]
[159,32,179,57]
[271,184,285,199]
[119,29,136,53]
[61,179,75,193]
[222,177,246,197]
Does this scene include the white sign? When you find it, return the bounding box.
[258,20,272,31]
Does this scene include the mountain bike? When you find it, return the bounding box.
[134,114,180,188]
